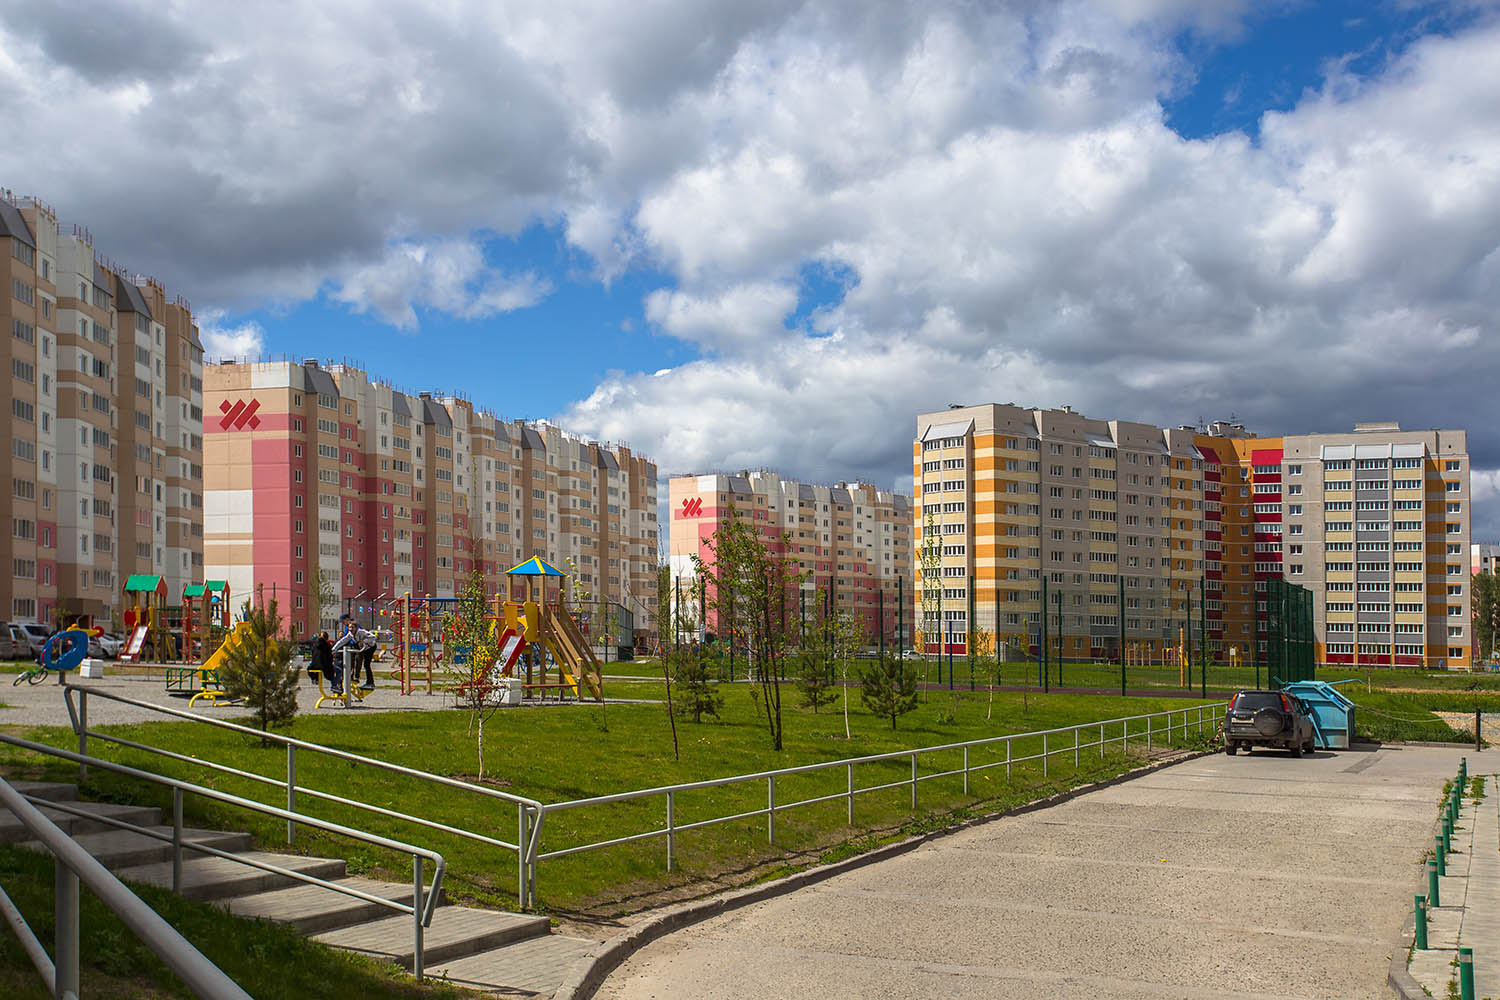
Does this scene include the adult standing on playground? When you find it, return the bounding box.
[335,614,378,691]
[330,619,359,693]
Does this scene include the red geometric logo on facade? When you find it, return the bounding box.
[218,398,262,430]
[680,497,703,517]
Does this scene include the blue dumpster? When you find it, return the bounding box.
[1281,680,1356,749]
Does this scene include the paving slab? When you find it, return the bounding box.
[596,744,1465,1000]
[434,934,602,995]
[225,876,430,933]
[313,904,551,969]
[0,799,161,842]
[16,825,251,869]
[115,849,348,900]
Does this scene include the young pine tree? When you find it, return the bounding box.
[859,650,919,730]
[216,598,299,744]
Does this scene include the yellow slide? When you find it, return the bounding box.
[202,620,256,673]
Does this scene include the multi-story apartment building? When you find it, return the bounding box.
[914,405,1473,669]
[203,360,659,639]
[1474,544,1500,576]
[667,471,913,643]
[2,192,203,626]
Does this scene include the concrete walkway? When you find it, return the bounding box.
[596,744,1464,1000]
[1407,767,1500,998]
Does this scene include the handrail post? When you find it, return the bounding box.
[517,803,528,908]
[78,691,88,781]
[963,746,970,796]
[1099,723,1104,759]
[910,753,917,809]
[1043,733,1048,778]
[286,746,297,844]
[172,787,184,893]
[412,855,425,982]
[767,776,776,844]
[666,791,675,872]
[1123,719,1128,752]
[846,764,854,825]
[1005,739,1011,783]
[55,859,79,1000]
[1147,716,1152,751]
[1074,727,1079,769]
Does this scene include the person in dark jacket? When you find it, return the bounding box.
[310,631,338,692]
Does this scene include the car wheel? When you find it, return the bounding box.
[1225,744,1237,755]
[1303,738,1315,754]
[1290,742,1303,758]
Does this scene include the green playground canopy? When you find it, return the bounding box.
[506,557,564,577]
[183,584,206,598]
[123,574,167,596]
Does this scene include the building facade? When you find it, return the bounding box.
[914,405,1473,669]
[203,360,659,638]
[1474,544,1500,576]
[668,471,913,643]
[2,192,203,627]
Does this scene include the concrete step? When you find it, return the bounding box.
[431,933,600,995]
[116,850,349,901]
[0,800,162,843]
[5,781,78,803]
[18,826,253,870]
[224,876,443,934]
[312,904,551,970]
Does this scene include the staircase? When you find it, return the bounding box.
[1,781,600,996]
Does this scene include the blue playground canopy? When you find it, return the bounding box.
[506,557,564,577]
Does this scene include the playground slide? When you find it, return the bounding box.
[495,627,527,677]
[202,621,257,673]
[118,624,150,663]
[543,606,602,700]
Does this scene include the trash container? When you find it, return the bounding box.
[1281,680,1355,749]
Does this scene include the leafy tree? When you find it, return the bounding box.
[217,598,298,744]
[1475,573,1497,663]
[859,650,919,730]
[442,570,503,780]
[692,505,802,750]
[668,645,723,722]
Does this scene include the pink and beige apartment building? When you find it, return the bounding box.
[204,360,659,638]
[916,404,1473,669]
[668,471,913,642]
[2,191,203,626]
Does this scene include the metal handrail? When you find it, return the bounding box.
[0,732,445,980]
[62,683,544,902]
[530,703,1227,889]
[0,775,254,999]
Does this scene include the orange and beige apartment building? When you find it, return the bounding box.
[667,471,912,642]
[203,359,660,639]
[915,404,1473,669]
[2,191,204,627]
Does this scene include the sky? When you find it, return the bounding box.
[2,0,1499,537]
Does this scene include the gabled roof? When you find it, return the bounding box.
[521,426,546,451]
[421,397,451,427]
[596,447,619,471]
[302,362,339,398]
[391,393,411,418]
[112,273,153,319]
[920,419,973,441]
[92,261,113,299]
[0,201,35,247]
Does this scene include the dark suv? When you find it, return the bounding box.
[1224,689,1316,757]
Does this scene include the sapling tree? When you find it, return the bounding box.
[693,506,802,751]
[828,607,864,740]
[217,597,298,744]
[442,570,503,780]
[795,597,837,715]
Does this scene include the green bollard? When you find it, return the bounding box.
[1459,946,1474,1000]
[1415,894,1429,950]
[1437,834,1447,876]
[1443,817,1452,856]
[1429,859,1441,907]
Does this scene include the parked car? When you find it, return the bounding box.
[1224,689,1316,757]
[97,633,124,659]
[0,623,23,660]
[10,623,51,663]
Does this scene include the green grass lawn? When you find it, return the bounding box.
[0,666,1477,921]
[0,843,479,999]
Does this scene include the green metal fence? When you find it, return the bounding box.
[1266,577,1315,686]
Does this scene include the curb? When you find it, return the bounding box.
[552,747,1213,1000]
[1387,781,1458,998]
